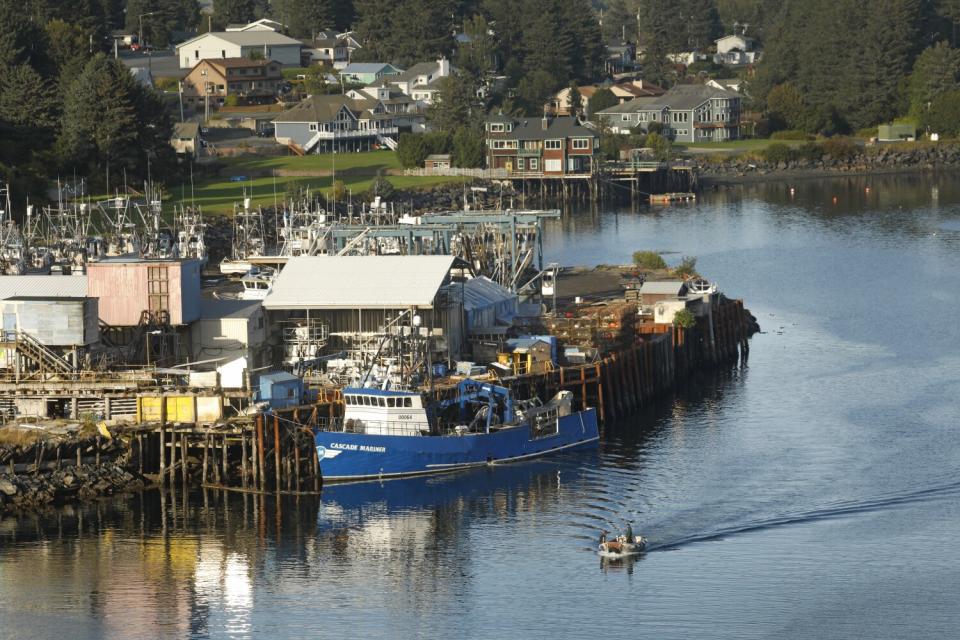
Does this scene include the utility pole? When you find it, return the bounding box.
[201,69,210,122]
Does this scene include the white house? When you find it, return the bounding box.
[713,35,760,66]
[176,31,303,68]
[387,59,453,105]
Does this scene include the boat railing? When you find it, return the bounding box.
[316,416,473,437]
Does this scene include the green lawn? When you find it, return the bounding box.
[171,151,462,214]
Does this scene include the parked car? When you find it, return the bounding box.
[256,127,275,138]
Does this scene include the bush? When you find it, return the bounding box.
[396,133,428,168]
[632,250,667,270]
[154,76,179,92]
[762,142,793,164]
[368,174,395,199]
[794,141,823,162]
[771,130,812,140]
[820,136,858,160]
[223,95,239,108]
[673,308,696,329]
[647,121,664,135]
[331,179,346,201]
[674,256,698,277]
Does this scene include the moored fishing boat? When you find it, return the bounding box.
[313,379,599,482]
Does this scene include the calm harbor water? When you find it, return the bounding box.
[3,172,960,639]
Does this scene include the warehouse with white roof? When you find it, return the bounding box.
[263,255,472,362]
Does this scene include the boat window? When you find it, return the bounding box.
[387,398,395,407]
[403,398,412,408]
[378,398,385,407]
[362,396,370,406]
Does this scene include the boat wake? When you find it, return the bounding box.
[595,478,960,553]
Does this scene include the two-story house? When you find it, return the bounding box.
[303,31,351,68]
[347,81,427,132]
[181,58,284,109]
[485,115,600,176]
[273,95,399,153]
[387,59,453,105]
[595,85,741,143]
[176,31,304,68]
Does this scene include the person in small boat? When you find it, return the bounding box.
[625,523,634,542]
[599,531,607,545]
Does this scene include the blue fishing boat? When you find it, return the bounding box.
[313,379,599,482]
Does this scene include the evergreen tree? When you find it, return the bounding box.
[908,41,960,117]
[353,0,395,60]
[639,0,674,86]
[272,0,336,38]
[452,126,485,167]
[588,87,618,118]
[428,73,483,132]
[456,14,496,80]
[212,0,266,29]
[600,0,637,44]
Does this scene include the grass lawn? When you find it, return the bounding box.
[170,151,463,214]
[675,139,808,154]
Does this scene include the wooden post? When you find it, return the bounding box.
[273,415,282,492]
[168,430,176,484]
[95,435,101,466]
[251,427,260,490]
[158,426,166,486]
[181,431,188,486]
[257,415,266,492]
[294,431,301,491]
[594,363,604,424]
[138,433,144,475]
[241,431,248,490]
[202,431,210,485]
[221,435,228,485]
[159,396,167,487]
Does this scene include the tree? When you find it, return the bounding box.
[600,0,637,44]
[302,65,329,95]
[923,88,960,136]
[429,73,483,133]
[908,41,960,117]
[456,14,496,80]
[766,82,812,132]
[272,0,336,38]
[568,81,583,118]
[212,0,266,29]
[588,88,618,119]
[638,0,675,87]
[452,127,484,167]
[396,133,429,168]
[645,132,673,160]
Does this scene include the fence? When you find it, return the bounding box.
[403,167,509,178]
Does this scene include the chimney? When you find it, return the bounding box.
[438,57,450,77]
[542,108,550,130]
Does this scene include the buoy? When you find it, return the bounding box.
[832,196,838,204]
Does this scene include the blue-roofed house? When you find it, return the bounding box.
[258,371,303,409]
[339,62,403,85]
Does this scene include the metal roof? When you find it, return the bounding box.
[179,31,303,48]
[639,280,687,295]
[0,276,88,300]
[263,256,456,310]
[457,276,514,312]
[340,62,402,74]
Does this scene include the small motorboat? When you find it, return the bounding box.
[598,531,647,556]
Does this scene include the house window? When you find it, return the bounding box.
[489,123,504,133]
[221,50,226,58]
[621,114,630,121]
[529,158,538,170]
[572,138,590,150]
[516,158,525,170]
[309,123,318,131]
[194,50,199,59]
[544,139,562,150]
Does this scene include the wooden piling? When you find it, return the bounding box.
[241,431,248,490]
[273,415,281,492]
[257,414,266,492]
[294,431,301,490]
[221,436,228,483]
[181,431,188,486]
[158,426,166,486]
[202,431,210,484]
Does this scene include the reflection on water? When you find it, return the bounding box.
[3,172,960,638]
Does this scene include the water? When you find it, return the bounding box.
[4,173,960,639]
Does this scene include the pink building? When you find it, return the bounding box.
[87,258,202,327]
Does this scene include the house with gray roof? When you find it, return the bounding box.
[339,62,403,85]
[484,115,600,177]
[387,59,453,105]
[595,85,741,143]
[176,31,303,68]
[273,95,399,153]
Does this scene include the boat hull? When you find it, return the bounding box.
[314,409,599,482]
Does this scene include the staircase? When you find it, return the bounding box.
[376,134,398,150]
[302,132,323,153]
[287,141,306,156]
[15,331,75,374]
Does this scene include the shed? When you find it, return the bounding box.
[497,337,554,375]
[191,299,267,369]
[171,122,200,158]
[638,280,688,306]
[424,154,452,170]
[258,371,303,409]
[0,297,99,346]
[877,123,916,143]
[87,258,202,326]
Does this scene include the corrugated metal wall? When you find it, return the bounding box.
[0,298,98,345]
